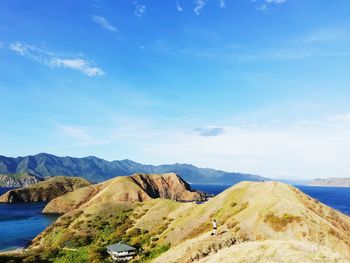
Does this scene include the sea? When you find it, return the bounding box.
[0,184,349,252]
[0,188,58,252]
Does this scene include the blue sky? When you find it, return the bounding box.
[1,0,350,179]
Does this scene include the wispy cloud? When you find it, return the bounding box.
[265,0,286,4]
[194,0,207,16]
[193,127,225,137]
[218,0,226,8]
[50,58,104,77]
[176,1,183,12]
[58,124,107,146]
[256,4,269,12]
[133,1,146,19]
[9,42,104,77]
[328,113,350,122]
[49,114,350,179]
[254,0,287,12]
[300,28,350,44]
[91,15,118,32]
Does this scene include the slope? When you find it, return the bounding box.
[0,176,91,203]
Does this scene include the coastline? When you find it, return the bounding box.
[0,247,25,255]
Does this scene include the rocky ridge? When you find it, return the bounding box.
[0,172,44,187]
[0,176,91,203]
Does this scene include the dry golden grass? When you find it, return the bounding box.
[264,213,302,232]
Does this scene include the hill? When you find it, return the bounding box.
[154,181,350,262]
[4,175,348,262]
[0,176,91,203]
[0,153,268,184]
[0,172,44,187]
[43,173,206,214]
[308,178,350,187]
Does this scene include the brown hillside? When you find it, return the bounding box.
[43,173,205,214]
[0,176,91,203]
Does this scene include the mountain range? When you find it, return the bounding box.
[0,153,268,184]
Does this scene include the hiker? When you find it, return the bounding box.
[213,219,217,235]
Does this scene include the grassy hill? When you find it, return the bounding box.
[0,176,91,203]
[2,176,350,262]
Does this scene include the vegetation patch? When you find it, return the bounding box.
[264,213,302,232]
[188,221,212,239]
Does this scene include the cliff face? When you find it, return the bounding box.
[43,173,206,214]
[308,178,350,187]
[0,176,91,203]
[0,173,44,187]
[130,173,206,201]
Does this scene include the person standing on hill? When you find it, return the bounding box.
[213,219,217,235]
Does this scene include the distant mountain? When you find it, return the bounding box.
[0,153,268,184]
[308,178,350,187]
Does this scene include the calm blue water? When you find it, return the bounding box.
[0,188,58,251]
[191,183,350,216]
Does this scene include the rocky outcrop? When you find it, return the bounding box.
[0,173,44,187]
[130,173,207,201]
[43,173,207,214]
[0,176,91,203]
[308,177,350,187]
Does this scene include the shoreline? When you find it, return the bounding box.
[0,247,25,255]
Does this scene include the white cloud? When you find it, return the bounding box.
[9,42,104,77]
[176,1,183,12]
[218,0,226,8]
[193,127,225,136]
[133,118,350,180]
[266,0,286,3]
[256,4,269,12]
[301,28,350,44]
[328,113,350,122]
[58,124,107,146]
[91,15,118,32]
[133,2,146,19]
[10,42,27,54]
[194,0,207,16]
[254,0,287,12]
[50,114,350,180]
[50,58,104,77]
